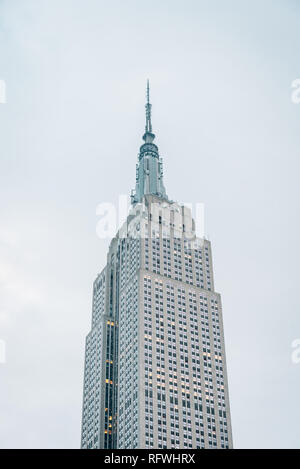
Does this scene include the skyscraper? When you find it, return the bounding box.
[81,82,233,450]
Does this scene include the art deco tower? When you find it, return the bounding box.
[81,83,233,449]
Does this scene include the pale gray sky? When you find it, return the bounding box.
[0,0,299,449]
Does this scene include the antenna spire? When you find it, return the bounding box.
[147,79,150,104]
[145,79,152,134]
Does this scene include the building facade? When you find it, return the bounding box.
[81,83,233,449]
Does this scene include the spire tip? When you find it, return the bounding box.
[147,79,150,104]
[145,79,152,134]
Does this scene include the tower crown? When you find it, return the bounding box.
[131,81,168,204]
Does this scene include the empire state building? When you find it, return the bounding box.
[81,82,233,449]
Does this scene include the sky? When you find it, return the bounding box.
[0,0,300,449]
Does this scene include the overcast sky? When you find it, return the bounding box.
[0,0,300,449]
